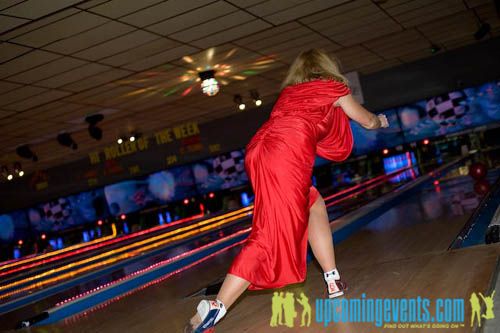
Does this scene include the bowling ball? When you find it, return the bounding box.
[474,179,490,195]
[469,162,487,180]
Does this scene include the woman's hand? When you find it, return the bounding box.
[377,114,389,128]
[338,94,388,130]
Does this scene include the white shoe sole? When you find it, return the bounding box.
[328,290,344,298]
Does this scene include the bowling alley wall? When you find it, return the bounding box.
[1,37,500,216]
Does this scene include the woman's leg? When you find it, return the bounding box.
[308,194,345,298]
[308,195,336,272]
[216,273,250,309]
[187,194,336,330]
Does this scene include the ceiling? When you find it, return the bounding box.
[0,0,499,175]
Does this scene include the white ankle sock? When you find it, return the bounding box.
[214,299,227,324]
[324,268,340,281]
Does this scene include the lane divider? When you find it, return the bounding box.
[30,229,250,327]
[0,210,253,300]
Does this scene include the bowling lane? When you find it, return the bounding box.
[335,171,493,267]
[0,165,419,329]
[22,160,498,333]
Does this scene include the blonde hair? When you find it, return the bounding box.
[281,49,348,89]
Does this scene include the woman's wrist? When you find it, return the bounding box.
[370,115,381,129]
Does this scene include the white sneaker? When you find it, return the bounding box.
[325,279,347,299]
[184,300,226,333]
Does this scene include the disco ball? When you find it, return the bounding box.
[201,78,220,96]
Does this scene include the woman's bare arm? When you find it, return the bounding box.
[335,94,387,129]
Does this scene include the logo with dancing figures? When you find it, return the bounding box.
[470,291,495,327]
[270,291,311,328]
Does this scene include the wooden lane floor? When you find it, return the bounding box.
[20,176,498,333]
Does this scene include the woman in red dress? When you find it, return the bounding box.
[185,49,388,332]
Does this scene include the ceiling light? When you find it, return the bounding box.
[16,145,38,162]
[1,165,9,178]
[13,162,23,177]
[234,94,245,110]
[86,114,104,141]
[117,138,124,145]
[429,44,441,54]
[250,89,262,106]
[88,125,102,140]
[57,132,78,150]
[474,22,491,40]
[199,70,219,96]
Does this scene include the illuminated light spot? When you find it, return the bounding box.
[183,198,189,205]
[209,192,215,198]
[182,56,193,63]
[97,220,103,226]
[383,149,389,155]
[163,87,179,96]
[206,47,215,61]
[433,180,439,186]
[181,87,193,96]
[423,139,430,145]
[127,87,151,97]
[181,86,193,96]
[253,58,275,65]
[18,240,23,246]
[224,48,237,59]
[120,214,126,221]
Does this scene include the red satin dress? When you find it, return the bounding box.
[228,79,353,290]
